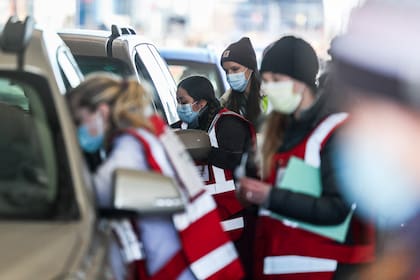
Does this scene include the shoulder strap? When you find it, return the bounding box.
[305,112,349,167]
[123,128,163,173]
[208,108,256,148]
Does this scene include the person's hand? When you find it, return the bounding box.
[237,177,271,205]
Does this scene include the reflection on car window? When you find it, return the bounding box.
[0,77,58,218]
[134,53,167,123]
[167,60,224,98]
[136,44,179,125]
[57,47,83,90]
[74,56,131,77]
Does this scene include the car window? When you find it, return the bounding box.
[148,45,177,95]
[0,73,78,220]
[166,60,225,98]
[135,44,179,125]
[134,53,167,123]
[73,55,132,77]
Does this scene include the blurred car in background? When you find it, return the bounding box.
[159,47,228,98]
[0,16,185,279]
[59,26,179,125]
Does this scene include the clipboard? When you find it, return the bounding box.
[271,156,353,243]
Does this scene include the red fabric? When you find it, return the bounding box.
[254,114,376,280]
[123,128,162,173]
[127,115,244,279]
[202,109,256,242]
[212,191,244,221]
[178,209,229,260]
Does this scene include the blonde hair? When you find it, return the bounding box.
[260,111,287,179]
[67,72,154,133]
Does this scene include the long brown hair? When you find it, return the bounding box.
[67,73,154,134]
[260,111,287,179]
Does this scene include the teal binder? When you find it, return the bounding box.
[270,156,353,243]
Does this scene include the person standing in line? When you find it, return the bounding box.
[175,75,257,280]
[67,73,244,280]
[236,36,376,280]
[220,37,263,127]
[330,1,420,279]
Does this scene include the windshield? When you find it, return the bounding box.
[166,60,226,98]
[0,73,77,220]
[74,55,132,76]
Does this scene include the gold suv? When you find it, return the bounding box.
[0,16,184,280]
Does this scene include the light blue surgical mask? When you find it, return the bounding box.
[78,125,104,153]
[177,103,199,127]
[77,112,105,153]
[334,134,420,229]
[227,71,250,92]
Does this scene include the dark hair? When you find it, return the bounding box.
[178,76,221,130]
[225,70,261,126]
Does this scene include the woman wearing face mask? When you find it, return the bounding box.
[220,37,263,127]
[236,36,376,280]
[67,73,244,280]
[175,76,257,279]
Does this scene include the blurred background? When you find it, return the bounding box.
[1,0,363,60]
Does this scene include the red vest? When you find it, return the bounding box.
[197,108,256,240]
[254,113,376,280]
[121,115,244,280]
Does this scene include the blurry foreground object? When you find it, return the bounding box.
[331,1,420,278]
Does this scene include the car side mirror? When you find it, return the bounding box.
[174,129,211,161]
[112,169,185,215]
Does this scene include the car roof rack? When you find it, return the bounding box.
[106,24,136,57]
[120,27,136,35]
[0,16,34,71]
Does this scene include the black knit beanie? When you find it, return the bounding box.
[220,37,258,71]
[260,36,319,89]
[178,76,220,105]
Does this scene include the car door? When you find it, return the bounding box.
[0,71,133,280]
[134,44,179,125]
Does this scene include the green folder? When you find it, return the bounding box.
[270,156,353,243]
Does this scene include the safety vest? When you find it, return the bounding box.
[121,115,244,280]
[197,108,256,240]
[254,113,376,280]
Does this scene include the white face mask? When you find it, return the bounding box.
[262,80,303,114]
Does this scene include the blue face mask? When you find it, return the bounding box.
[334,134,420,229]
[227,71,250,92]
[177,103,199,127]
[77,124,104,153]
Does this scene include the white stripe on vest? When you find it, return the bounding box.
[191,241,239,279]
[264,256,338,274]
[173,192,242,278]
[207,111,245,234]
[305,112,348,167]
[260,112,348,275]
[173,190,217,231]
[222,217,245,231]
[206,111,240,195]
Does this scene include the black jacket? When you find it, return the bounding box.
[266,93,351,225]
[172,106,252,171]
